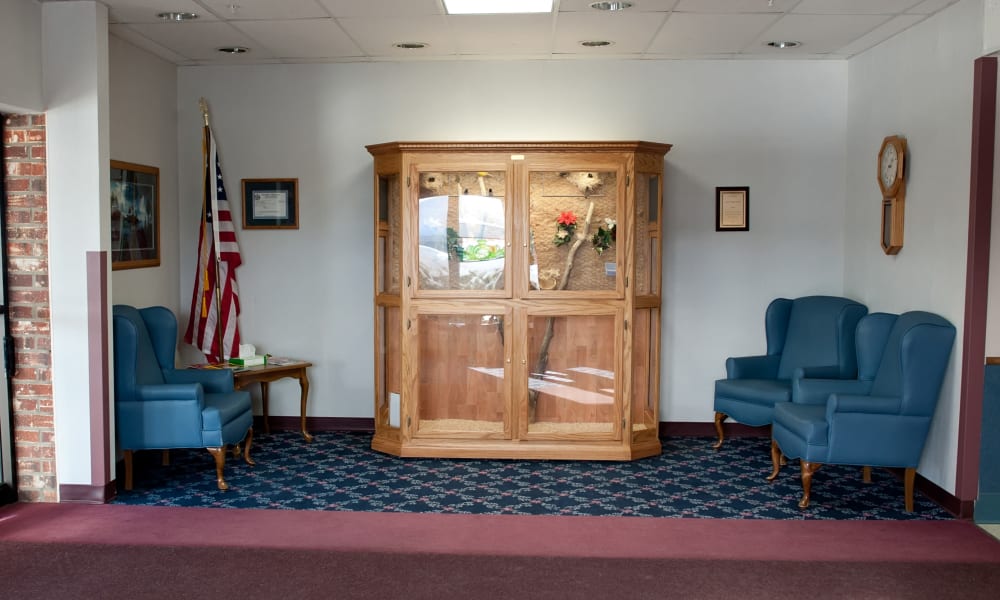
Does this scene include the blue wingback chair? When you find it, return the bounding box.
[713,296,868,449]
[767,311,956,510]
[113,305,255,491]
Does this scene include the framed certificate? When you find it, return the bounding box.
[716,186,749,232]
[242,178,298,229]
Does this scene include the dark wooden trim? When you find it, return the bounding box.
[957,56,998,502]
[660,421,768,439]
[256,416,375,433]
[0,482,16,506]
[87,251,111,488]
[59,482,116,504]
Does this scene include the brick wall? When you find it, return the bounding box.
[3,114,55,502]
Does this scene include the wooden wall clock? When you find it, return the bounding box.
[877,135,906,255]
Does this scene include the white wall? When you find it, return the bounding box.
[0,0,42,113]
[44,1,110,491]
[845,0,985,493]
[178,60,847,422]
[108,35,180,313]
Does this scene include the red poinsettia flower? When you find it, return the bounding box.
[557,211,577,226]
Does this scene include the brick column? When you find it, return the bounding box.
[3,114,55,502]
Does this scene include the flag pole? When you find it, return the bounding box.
[200,98,226,363]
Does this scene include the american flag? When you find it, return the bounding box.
[184,127,242,362]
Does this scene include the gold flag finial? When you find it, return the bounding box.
[199,97,209,127]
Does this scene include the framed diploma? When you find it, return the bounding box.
[242,178,298,229]
[715,186,749,232]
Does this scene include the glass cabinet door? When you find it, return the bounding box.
[522,310,620,439]
[414,309,511,438]
[416,170,507,294]
[527,169,620,294]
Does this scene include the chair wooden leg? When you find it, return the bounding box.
[766,438,782,481]
[799,461,821,509]
[904,467,915,512]
[243,427,255,466]
[161,450,170,466]
[862,466,872,483]
[207,447,229,491]
[712,412,726,449]
[124,450,134,491]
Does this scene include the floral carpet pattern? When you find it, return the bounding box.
[113,432,952,520]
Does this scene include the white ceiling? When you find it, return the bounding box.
[69,0,962,65]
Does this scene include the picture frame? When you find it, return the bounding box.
[242,178,299,229]
[110,160,160,270]
[716,186,749,232]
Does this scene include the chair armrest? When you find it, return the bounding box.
[826,394,901,420]
[793,365,844,380]
[792,378,872,405]
[726,354,780,380]
[137,383,204,404]
[165,368,235,393]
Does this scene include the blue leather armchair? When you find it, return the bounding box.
[713,296,868,448]
[768,311,956,510]
[113,305,255,490]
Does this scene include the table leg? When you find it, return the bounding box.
[299,369,313,442]
[261,381,270,434]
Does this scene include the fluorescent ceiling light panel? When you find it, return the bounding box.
[444,0,553,14]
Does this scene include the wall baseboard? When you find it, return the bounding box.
[59,482,116,504]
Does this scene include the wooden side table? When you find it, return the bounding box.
[232,361,313,442]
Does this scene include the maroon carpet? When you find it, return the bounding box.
[2,503,1000,598]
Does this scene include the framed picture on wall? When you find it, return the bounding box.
[716,186,749,232]
[242,178,299,229]
[110,160,160,270]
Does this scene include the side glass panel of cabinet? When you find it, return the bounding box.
[631,307,659,442]
[416,170,507,293]
[633,173,660,297]
[377,174,401,295]
[528,169,619,293]
[414,310,511,438]
[375,304,402,432]
[523,311,621,439]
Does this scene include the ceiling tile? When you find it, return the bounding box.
[125,21,276,61]
[647,13,781,55]
[672,0,797,13]
[107,0,218,24]
[906,0,960,14]
[198,0,329,20]
[232,19,364,59]
[317,0,444,18]
[337,16,455,57]
[755,14,892,54]
[449,15,555,55]
[558,0,679,12]
[833,14,926,56]
[109,25,194,63]
[554,12,668,53]
[792,0,924,15]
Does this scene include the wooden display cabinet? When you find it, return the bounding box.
[368,141,671,460]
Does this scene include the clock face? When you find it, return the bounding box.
[880,143,898,190]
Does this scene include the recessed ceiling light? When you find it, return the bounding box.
[217,46,250,54]
[444,0,552,15]
[156,12,199,22]
[766,41,801,49]
[580,40,614,47]
[589,1,633,10]
[393,42,429,49]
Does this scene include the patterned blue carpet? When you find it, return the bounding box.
[112,431,952,520]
